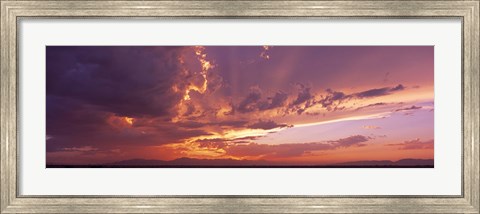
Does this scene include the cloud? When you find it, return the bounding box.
[353,84,405,98]
[46,46,226,156]
[287,84,318,115]
[258,92,289,111]
[387,139,434,150]
[46,46,432,165]
[194,135,265,147]
[394,105,422,112]
[63,146,98,152]
[247,120,290,130]
[313,85,405,113]
[47,147,123,165]
[390,84,405,91]
[214,120,249,127]
[318,88,349,111]
[235,83,406,116]
[233,136,265,141]
[46,95,114,137]
[195,140,228,150]
[185,134,372,159]
[223,135,371,158]
[237,88,289,113]
[46,95,214,153]
[176,121,206,129]
[355,102,388,111]
[328,135,370,148]
[176,120,249,129]
[237,90,262,113]
[224,142,332,158]
[180,103,197,117]
[47,46,194,118]
[290,85,314,106]
[362,125,380,129]
[354,88,390,98]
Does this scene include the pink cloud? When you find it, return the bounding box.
[387,139,434,150]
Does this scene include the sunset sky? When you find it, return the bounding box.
[46,46,434,166]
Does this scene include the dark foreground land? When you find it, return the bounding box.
[47,158,434,168]
[47,165,434,168]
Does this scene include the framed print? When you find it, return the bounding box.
[1,0,479,213]
[45,45,435,169]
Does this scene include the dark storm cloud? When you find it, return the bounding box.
[48,125,213,153]
[46,95,110,136]
[46,97,213,153]
[237,90,262,113]
[47,46,187,118]
[46,46,225,153]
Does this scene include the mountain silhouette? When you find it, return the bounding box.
[108,157,270,166]
[105,158,433,167]
[335,158,433,166]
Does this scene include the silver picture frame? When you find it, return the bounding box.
[1,1,478,213]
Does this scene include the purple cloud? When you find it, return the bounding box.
[387,139,434,150]
[223,135,372,158]
[354,84,405,98]
[395,105,422,112]
[247,120,290,130]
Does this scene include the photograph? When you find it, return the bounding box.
[2,0,477,212]
[46,46,434,168]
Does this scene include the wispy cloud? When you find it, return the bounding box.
[223,135,371,158]
[387,139,434,150]
[353,84,405,98]
[362,125,380,130]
